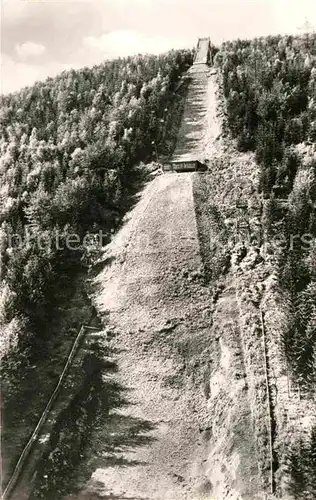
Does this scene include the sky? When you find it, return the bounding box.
[1,0,316,94]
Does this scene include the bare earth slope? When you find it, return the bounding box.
[94,173,211,499]
[66,169,264,500]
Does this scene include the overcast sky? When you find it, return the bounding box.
[1,0,316,94]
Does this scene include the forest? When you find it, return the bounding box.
[214,35,316,498]
[214,33,316,392]
[0,49,193,358]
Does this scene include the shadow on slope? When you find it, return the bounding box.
[29,341,157,500]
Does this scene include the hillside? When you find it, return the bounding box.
[214,34,316,499]
[0,49,193,492]
[29,73,264,500]
[1,33,316,500]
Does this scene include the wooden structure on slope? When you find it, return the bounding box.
[163,160,207,172]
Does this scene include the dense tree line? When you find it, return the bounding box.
[215,34,316,391]
[0,50,193,351]
[215,34,316,499]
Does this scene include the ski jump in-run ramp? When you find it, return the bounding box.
[166,37,212,172]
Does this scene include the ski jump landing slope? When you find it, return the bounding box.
[73,172,261,500]
[94,174,211,500]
